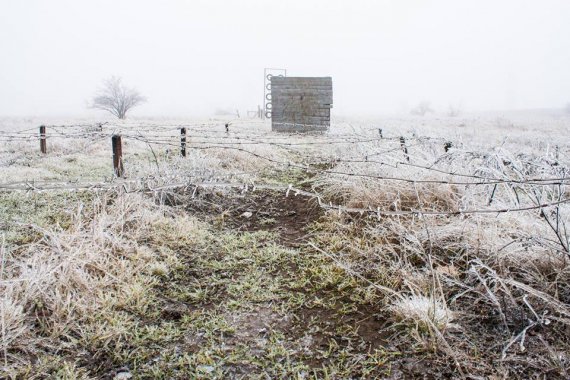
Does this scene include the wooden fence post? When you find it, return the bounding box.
[39,125,47,154]
[180,128,187,157]
[112,135,124,177]
[378,128,383,138]
[400,136,409,162]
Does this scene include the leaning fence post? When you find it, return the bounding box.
[112,135,124,177]
[39,125,47,154]
[180,128,187,157]
[400,136,409,162]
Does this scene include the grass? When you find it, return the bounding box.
[390,295,454,331]
[1,191,402,378]
[1,114,569,378]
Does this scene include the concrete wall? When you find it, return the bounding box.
[270,77,333,132]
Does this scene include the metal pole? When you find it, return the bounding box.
[180,128,187,157]
[400,136,409,162]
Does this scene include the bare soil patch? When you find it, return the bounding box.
[184,189,323,247]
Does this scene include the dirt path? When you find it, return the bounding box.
[79,190,428,379]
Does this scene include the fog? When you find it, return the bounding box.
[1,0,569,117]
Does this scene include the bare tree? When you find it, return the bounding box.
[410,101,433,116]
[90,76,146,119]
[447,103,462,117]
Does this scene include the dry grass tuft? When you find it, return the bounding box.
[0,191,206,374]
[391,295,454,331]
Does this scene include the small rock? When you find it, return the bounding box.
[240,211,253,218]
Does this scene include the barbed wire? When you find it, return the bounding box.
[119,138,569,186]
[1,125,568,189]
[0,128,439,145]
[1,178,568,217]
[1,141,568,187]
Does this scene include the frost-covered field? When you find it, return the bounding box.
[1,112,569,378]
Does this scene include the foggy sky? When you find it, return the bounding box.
[1,0,569,117]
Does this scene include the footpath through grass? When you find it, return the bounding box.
[3,190,409,379]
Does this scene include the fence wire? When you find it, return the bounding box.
[1,123,569,218]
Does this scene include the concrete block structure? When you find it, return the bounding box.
[270,77,333,132]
